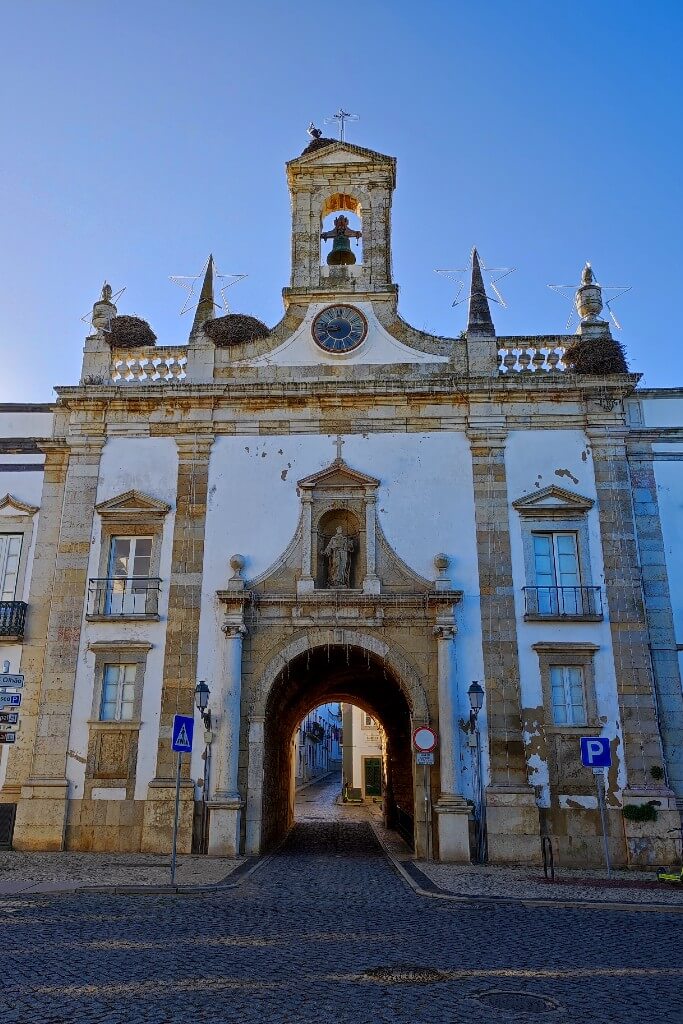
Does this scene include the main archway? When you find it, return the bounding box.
[245,634,431,858]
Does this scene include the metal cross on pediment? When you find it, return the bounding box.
[324,109,359,142]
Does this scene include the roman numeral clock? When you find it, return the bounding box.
[312,305,368,353]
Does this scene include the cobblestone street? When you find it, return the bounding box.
[1,775,681,1024]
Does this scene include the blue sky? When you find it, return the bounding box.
[1,1,681,400]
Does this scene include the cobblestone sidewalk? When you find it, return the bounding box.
[413,860,683,907]
[0,852,238,895]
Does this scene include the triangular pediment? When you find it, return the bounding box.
[288,141,395,171]
[297,458,380,492]
[512,485,594,517]
[95,489,171,520]
[0,493,39,516]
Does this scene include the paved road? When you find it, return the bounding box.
[1,783,681,1024]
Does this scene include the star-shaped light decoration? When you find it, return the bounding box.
[548,264,631,330]
[169,255,247,316]
[80,284,126,333]
[435,249,515,309]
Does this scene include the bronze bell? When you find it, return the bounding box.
[321,214,361,266]
[327,235,356,266]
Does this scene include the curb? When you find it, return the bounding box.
[369,822,683,915]
[0,852,275,901]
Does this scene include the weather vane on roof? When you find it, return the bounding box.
[324,109,359,142]
[435,249,515,309]
[169,255,247,316]
[548,262,631,330]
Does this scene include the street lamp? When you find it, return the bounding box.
[467,680,484,727]
[194,680,211,730]
[194,680,212,854]
[461,681,487,863]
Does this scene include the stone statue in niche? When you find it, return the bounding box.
[324,527,354,587]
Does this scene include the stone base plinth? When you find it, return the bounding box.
[622,789,682,867]
[434,795,471,862]
[485,785,540,864]
[66,798,145,852]
[140,780,195,855]
[208,793,243,857]
[12,780,69,851]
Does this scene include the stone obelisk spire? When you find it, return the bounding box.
[190,254,216,335]
[467,248,494,336]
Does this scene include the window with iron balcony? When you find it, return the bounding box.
[87,536,161,619]
[523,531,603,621]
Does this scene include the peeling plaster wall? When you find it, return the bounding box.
[505,429,626,802]
[197,431,486,799]
[66,437,177,801]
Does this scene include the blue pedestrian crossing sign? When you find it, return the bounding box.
[172,714,194,753]
[580,736,611,768]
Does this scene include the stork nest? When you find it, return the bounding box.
[563,335,629,375]
[108,315,157,348]
[301,136,337,155]
[203,313,270,347]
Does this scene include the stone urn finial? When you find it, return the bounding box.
[230,553,245,579]
[433,553,452,591]
[575,261,604,324]
[228,553,246,591]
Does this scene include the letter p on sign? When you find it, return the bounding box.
[580,736,611,768]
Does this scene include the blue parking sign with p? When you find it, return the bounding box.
[172,714,194,753]
[580,736,611,768]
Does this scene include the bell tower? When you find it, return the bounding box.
[284,139,397,304]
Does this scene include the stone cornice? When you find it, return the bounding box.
[216,589,463,608]
[54,372,641,407]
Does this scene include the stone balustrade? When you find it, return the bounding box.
[498,339,567,374]
[110,349,188,383]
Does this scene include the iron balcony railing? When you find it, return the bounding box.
[0,601,27,639]
[87,577,161,617]
[523,585,603,619]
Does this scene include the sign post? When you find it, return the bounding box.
[170,714,195,885]
[580,736,612,878]
[413,727,437,861]
[0,662,23,746]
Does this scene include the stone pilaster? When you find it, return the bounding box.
[433,618,471,862]
[626,440,683,809]
[588,428,679,862]
[208,619,246,857]
[468,427,539,863]
[141,434,213,854]
[12,437,104,851]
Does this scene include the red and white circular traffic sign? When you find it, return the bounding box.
[412,726,437,753]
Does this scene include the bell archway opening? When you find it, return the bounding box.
[258,644,420,854]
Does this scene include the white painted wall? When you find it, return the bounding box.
[0,410,53,439]
[238,303,448,367]
[345,704,383,793]
[506,430,626,802]
[197,431,486,801]
[66,437,178,800]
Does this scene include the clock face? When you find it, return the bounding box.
[312,305,368,353]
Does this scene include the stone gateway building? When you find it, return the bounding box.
[1,137,682,867]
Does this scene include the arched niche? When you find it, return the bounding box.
[315,507,363,589]
[320,192,363,266]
